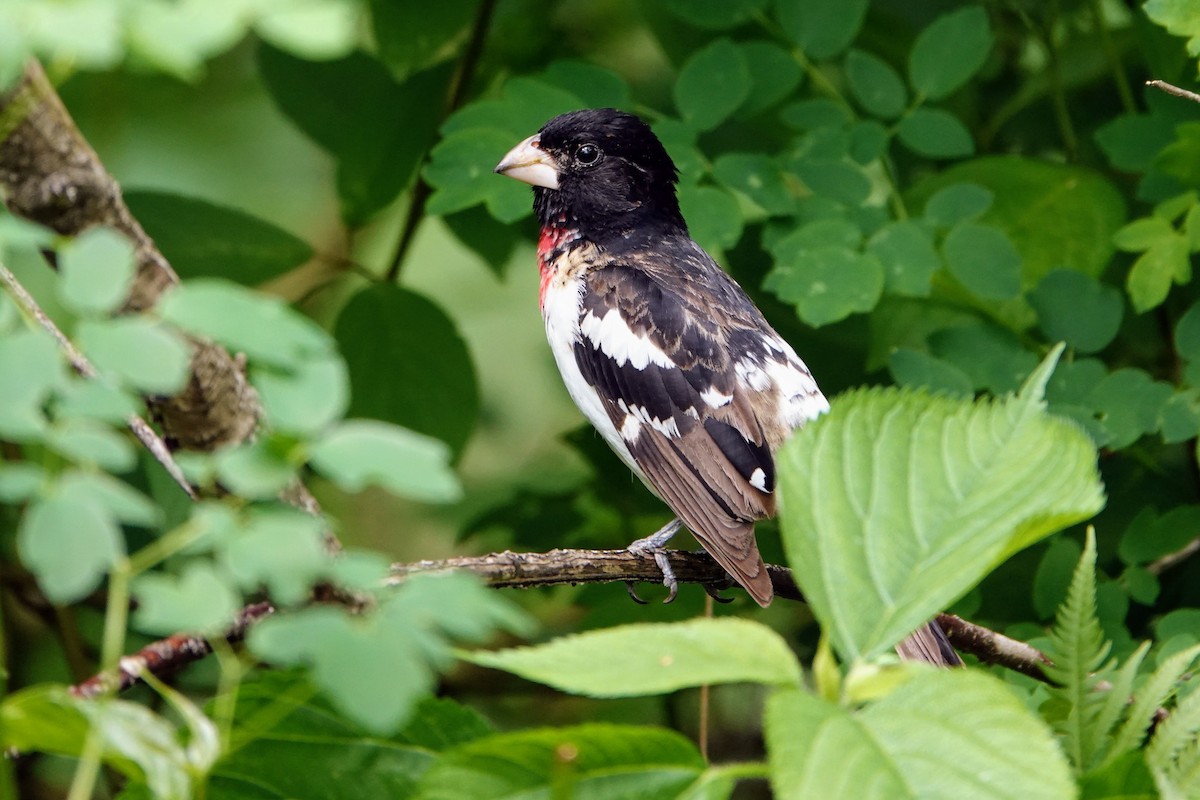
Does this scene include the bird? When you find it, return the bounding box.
[493,108,959,663]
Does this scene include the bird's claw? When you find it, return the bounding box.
[627,518,684,604]
[625,581,649,604]
[703,584,735,604]
[653,550,679,604]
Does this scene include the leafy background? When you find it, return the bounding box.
[3,0,1200,797]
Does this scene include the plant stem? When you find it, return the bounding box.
[1089,0,1135,113]
[1044,0,1078,160]
[384,0,498,283]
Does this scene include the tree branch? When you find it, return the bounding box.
[0,261,196,500]
[1147,79,1200,105]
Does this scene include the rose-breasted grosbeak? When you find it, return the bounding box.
[494,108,959,661]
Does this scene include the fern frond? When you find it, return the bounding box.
[1042,529,1111,772]
[1108,643,1200,763]
[1092,640,1151,766]
[1148,679,1200,796]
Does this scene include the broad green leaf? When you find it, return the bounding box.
[57,470,160,527]
[1145,0,1200,54]
[942,222,1022,300]
[212,672,491,800]
[0,329,67,439]
[1127,233,1190,312]
[844,49,907,119]
[254,1,359,60]
[416,725,705,800]
[18,489,124,604]
[221,508,329,606]
[466,619,801,697]
[678,185,744,253]
[908,6,993,100]
[768,672,1073,799]
[1095,113,1179,172]
[123,1,248,80]
[923,182,993,227]
[1,685,215,798]
[776,0,868,59]
[159,279,332,369]
[57,226,136,316]
[713,153,794,215]
[309,419,462,502]
[1029,270,1124,353]
[848,120,889,164]
[258,46,451,223]
[764,247,885,327]
[780,98,851,130]
[738,40,803,116]
[771,219,862,257]
[425,127,535,222]
[661,0,767,29]
[0,463,45,502]
[124,191,314,285]
[896,108,974,158]
[792,158,872,205]
[867,220,940,296]
[369,0,474,80]
[1121,506,1200,566]
[909,157,1127,283]
[1158,122,1200,186]
[133,561,242,636]
[674,39,750,131]
[929,324,1038,395]
[55,380,140,427]
[253,352,349,435]
[540,60,631,109]
[76,317,192,394]
[1113,216,1175,252]
[777,348,1104,660]
[334,285,478,456]
[1085,368,1173,449]
[887,349,973,397]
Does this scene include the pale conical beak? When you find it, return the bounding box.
[494,134,559,190]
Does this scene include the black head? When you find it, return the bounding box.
[495,108,685,239]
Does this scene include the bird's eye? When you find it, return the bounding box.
[576,143,601,165]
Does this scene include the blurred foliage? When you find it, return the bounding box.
[4,0,1200,797]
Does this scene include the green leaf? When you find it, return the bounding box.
[425,127,535,222]
[867,220,940,296]
[923,182,993,227]
[738,41,803,116]
[214,438,298,499]
[540,60,631,109]
[258,46,451,223]
[1113,216,1176,252]
[678,185,744,253]
[887,349,973,396]
[57,226,136,316]
[661,0,768,30]
[309,419,462,503]
[253,352,349,436]
[1096,113,1179,172]
[53,380,139,425]
[124,191,314,285]
[1,685,215,798]
[76,317,192,395]
[0,329,67,439]
[929,324,1040,395]
[909,157,1127,283]
[46,418,136,472]
[212,672,492,800]
[896,108,974,158]
[844,49,907,119]
[777,348,1105,660]
[1127,233,1190,313]
[942,222,1022,300]
[768,671,1073,799]
[713,153,794,215]
[674,39,750,131]
[220,508,329,606]
[369,0,475,80]
[1145,0,1200,54]
[57,470,160,527]
[18,489,124,604]
[1108,643,1200,764]
[776,0,868,60]
[848,120,889,164]
[334,285,478,456]
[159,279,332,369]
[780,98,851,130]
[1029,270,1124,353]
[1147,675,1200,797]
[1086,368,1173,449]
[1177,304,1200,361]
[764,247,884,327]
[416,724,705,800]
[133,561,242,636]
[0,463,46,502]
[466,619,801,697]
[908,6,993,101]
[1121,506,1200,566]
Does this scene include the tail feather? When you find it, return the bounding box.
[895,620,962,666]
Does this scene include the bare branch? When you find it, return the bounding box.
[1147,537,1200,576]
[70,602,274,698]
[1147,79,1200,104]
[0,261,197,500]
[936,613,1051,682]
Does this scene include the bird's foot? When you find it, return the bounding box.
[627,519,683,604]
[703,580,735,604]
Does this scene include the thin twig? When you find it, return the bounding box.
[383,0,498,282]
[1148,537,1200,576]
[0,262,197,500]
[70,602,273,698]
[1147,79,1200,105]
[935,613,1051,683]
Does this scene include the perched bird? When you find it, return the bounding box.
[493,108,959,662]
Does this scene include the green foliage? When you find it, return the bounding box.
[7,1,1200,798]
[777,348,1104,661]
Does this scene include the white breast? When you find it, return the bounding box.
[542,274,649,483]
